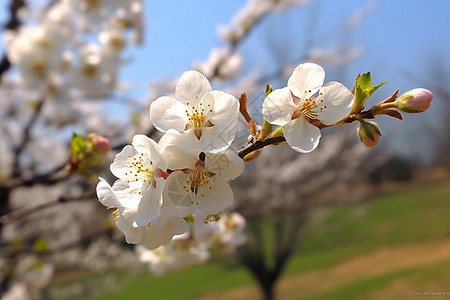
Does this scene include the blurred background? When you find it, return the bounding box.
[0,0,449,299]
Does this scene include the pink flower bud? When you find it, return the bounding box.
[395,88,433,113]
[88,133,112,155]
[357,121,381,148]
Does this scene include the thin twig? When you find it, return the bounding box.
[237,135,286,159]
[11,97,46,178]
[4,160,68,189]
[0,192,95,224]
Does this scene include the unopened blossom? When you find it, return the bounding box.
[357,121,381,148]
[262,63,354,153]
[394,88,433,113]
[88,133,112,154]
[161,146,244,216]
[97,178,189,250]
[105,134,168,226]
[150,70,239,152]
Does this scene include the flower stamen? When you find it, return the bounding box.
[185,101,214,140]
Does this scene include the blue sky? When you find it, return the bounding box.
[124,0,450,89]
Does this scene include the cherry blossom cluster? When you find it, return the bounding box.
[97,62,432,255]
[97,71,244,251]
[4,0,143,97]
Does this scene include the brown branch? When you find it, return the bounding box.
[238,135,286,159]
[4,160,69,189]
[0,192,95,225]
[11,98,46,178]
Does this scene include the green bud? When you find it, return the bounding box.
[357,121,382,148]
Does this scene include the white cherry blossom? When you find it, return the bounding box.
[262,63,354,153]
[97,177,189,250]
[150,70,239,152]
[108,134,167,226]
[161,146,244,216]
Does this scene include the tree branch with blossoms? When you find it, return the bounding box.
[0,0,436,299]
[236,66,433,161]
[96,62,433,259]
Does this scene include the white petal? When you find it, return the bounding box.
[283,117,321,153]
[167,217,189,236]
[287,63,325,99]
[132,135,159,160]
[162,145,197,170]
[316,81,354,125]
[133,178,164,227]
[205,151,244,180]
[140,217,189,250]
[110,145,137,179]
[163,172,195,209]
[159,126,233,153]
[262,87,297,126]
[157,197,193,226]
[150,96,188,132]
[111,181,141,219]
[175,70,212,102]
[132,135,166,170]
[198,125,236,153]
[207,91,239,131]
[197,180,233,214]
[96,178,120,208]
[116,215,140,244]
[158,129,181,150]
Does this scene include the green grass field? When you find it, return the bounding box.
[51,181,450,300]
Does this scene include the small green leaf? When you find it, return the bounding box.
[357,72,372,90]
[354,72,386,109]
[354,85,365,107]
[33,237,49,253]
[366,81,386,100]
[71,133,86,156]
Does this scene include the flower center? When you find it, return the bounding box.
[182,170,214,205]
[82,63,99,78]
[125,152,156,192]
[185,101,212,128]
[299,97,319,119]
[31,59,47,76]
[180,154,215,205]
[293,92,326,120]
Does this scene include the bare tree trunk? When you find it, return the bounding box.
[237,214,306,300]
[0,185,12,296]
